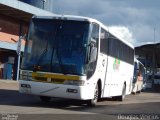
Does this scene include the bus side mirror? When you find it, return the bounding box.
[89,46,97,63]
[22,34,27,40]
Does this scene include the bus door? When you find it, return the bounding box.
[100,28,110,97]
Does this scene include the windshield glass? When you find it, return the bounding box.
[21,18,90,75]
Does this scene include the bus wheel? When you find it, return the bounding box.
[40,96,51,102]
[87,84,99,107]
[118,84,126,101]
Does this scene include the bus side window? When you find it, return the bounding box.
[100,28,109,55]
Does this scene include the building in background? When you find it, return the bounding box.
[0,0,54,80]
[135,43,160,89]
[135,43,160,73]
[19,0,54,12]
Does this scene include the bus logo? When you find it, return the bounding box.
[113,59,120,71]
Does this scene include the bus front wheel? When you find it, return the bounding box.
[87,84,99,107]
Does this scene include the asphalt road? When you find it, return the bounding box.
[0,80,160,120]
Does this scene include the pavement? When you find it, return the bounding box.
[0,79,18,90]
[0,79,160,120]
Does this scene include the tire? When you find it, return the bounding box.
[40,96,51,102]
[137,90,141,94]
[87,84,99,107]
[117,84,126,101]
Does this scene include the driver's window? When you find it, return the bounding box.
[89,23,99,62]
[91,23,99,45]
[87,23,99,79]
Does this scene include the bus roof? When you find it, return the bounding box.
[32,15,134,49]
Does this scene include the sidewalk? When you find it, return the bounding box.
[0,79,18,90]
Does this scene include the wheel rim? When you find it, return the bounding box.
[122,85,126,99]
[93,84,98,102]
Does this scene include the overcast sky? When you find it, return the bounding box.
[51,0,160,47]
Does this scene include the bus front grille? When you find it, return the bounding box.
[33,77,65,84]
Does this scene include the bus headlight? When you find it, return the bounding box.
[20,71,32,81]
[64,80,85,86]
[20,75,32,81]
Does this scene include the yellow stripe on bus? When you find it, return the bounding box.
[32,72,80,80]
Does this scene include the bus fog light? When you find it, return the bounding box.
[67,89,78,93]
[21,84,31,88]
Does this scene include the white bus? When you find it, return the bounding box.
[19,15,134,106]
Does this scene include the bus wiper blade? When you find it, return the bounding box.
[56,49,66,74]
[33,48,48,71]
[34,35,49,71]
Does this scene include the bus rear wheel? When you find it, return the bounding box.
[119,84,126,101]
[40,96,51,102]
[87,84,99,107]
[115,84,126,101]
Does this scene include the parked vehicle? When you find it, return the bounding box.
[132,59,146,94]
[147,73,160,89]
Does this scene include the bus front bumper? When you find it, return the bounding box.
[19,80,95,100]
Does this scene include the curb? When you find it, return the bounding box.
[0,79,18,84]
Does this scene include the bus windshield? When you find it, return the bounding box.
[21,18,90,75]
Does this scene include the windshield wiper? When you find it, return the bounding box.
[50,38,66,74]
[50,23,66,74]
[33,48,48,72]
[57,48,67,74]
[33,38,49,72]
